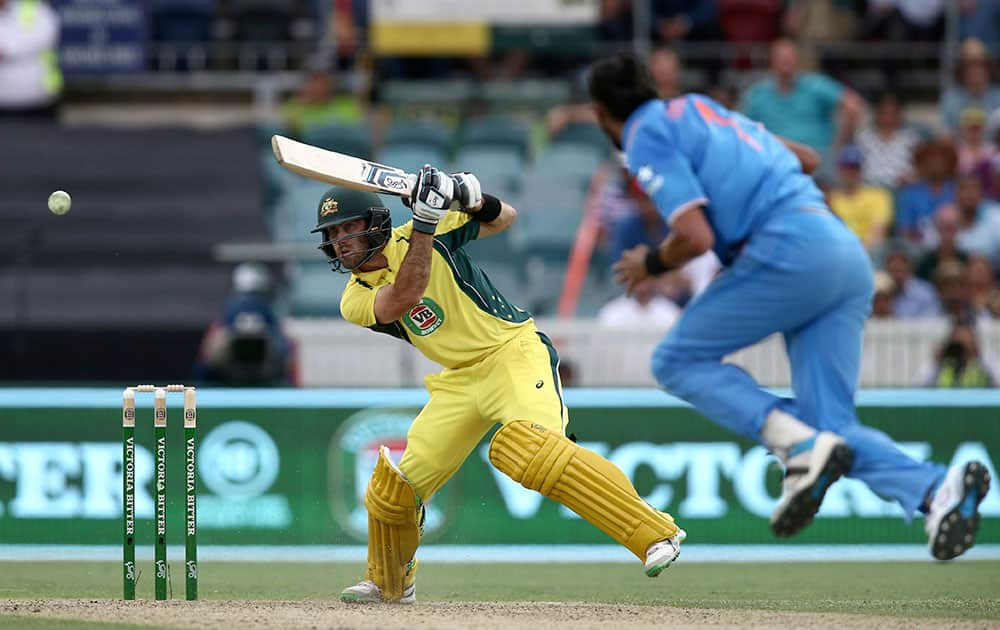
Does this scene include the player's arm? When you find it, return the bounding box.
[373,166,453,324]
[778,136,821,175]
[613,207,714,295]
[449,172,516,237]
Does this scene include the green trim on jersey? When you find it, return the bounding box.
[368,320,411,343]
[431,238,532,325]
[537,331,565,426]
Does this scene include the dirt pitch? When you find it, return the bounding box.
[2,600,997,629]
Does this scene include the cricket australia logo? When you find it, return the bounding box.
[328,408,457,543]
[402,297,444,336]
[320,197,339,216]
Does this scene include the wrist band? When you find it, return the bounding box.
[473,194,502,222]
[644,249,671,275]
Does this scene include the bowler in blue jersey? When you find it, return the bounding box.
[588,53,989,560]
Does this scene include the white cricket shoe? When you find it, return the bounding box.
[770,432,854,538]
[340,579,416,605]
[925,461,991,561]
[644,529,687,577]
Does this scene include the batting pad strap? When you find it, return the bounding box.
[364,446,422,601]
[489,421,678,560]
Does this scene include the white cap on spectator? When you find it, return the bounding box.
[233,262,271,294]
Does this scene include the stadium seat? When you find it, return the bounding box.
[285,262,348,317]
[533,144,605,193]
[230,0,292,41]
[515,172,588,255]
[551,123,610,153]
[453,147,524,197]
[301,123,372,159]
[378,146,448,177]
[385,120,453,155]
[272,180,331,243]
[460,116,531,159]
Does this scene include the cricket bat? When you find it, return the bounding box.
[271,135,417,197]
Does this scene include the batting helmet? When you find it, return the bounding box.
[312,186,392,272]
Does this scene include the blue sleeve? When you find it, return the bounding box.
[626,120,708,225]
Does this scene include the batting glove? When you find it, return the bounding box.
[450,172,483,213]
[411,164,454,234]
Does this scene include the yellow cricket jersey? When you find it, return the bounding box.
[339,212,535,369]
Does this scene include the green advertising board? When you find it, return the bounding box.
[0,388,996,549]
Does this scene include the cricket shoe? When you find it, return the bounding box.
[770,432,854,538]
[926,461,991,561]
[340,579,416,604]
[644,528,687,577]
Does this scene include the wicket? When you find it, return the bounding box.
[122,385,197,601]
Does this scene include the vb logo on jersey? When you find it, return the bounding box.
[403,297,444,336]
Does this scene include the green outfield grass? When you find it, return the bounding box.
[0,561,998,621]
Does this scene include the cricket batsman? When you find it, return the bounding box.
[588,53,990,560]
[312,165,685,604]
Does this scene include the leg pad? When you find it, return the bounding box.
[364,446,421,601]
[489,421,678,559]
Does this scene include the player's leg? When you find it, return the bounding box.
[342,369,492,603]
[784,286,989,558]
[480,330,685,576]
[651,223,857,536]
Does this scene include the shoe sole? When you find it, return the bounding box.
[645,530,686,578]
[771,441,854,538]
[340,587,416,605]
[931,462,991,561]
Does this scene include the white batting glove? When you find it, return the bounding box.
[411,164,454,234]
[450,172,483,213]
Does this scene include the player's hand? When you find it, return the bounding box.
[612,244,651,296]
[410,164,454,234]
[449,172,483,213]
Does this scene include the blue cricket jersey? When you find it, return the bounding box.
[623,95,827,265]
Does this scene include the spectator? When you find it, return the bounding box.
[871,270,896,319]
[941,38,1000,135]
[599,0,634,41]
[864,0,945,42]
[649,46,683,99]
[956,107,995,194]
[547,48,682,139]
[281,65,366,135]
[954,173,1000,266]
[0,0,62,120]
[916,204,969,282]
[919,320,999,387]
[783,0,861,72]
[652,1,721,83]
[960,0,1000,57]
[828,145,893,254]
[934,260,975,322]
[653,0,718,44]
[855,92,920,189]
[193,263,293,387]
[885,249,941,317]
[895,139,958,245]
[967,256,1000,318]
[742,38,865,173]
[597,275,682,328]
